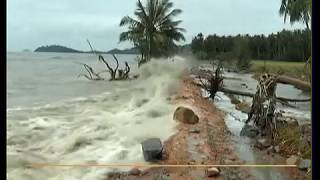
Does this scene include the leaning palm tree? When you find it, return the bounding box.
[119,0,186,67]
[279,0,310,29]
[279,0,311,82]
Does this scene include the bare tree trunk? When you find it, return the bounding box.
[219,87,310,102]
[277,75,311,91]
[98,55,119,81]
[84,40,133,81]
[193,79,310,103]
[117,61,131,80]
[246,74,278,138]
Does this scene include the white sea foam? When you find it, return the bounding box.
[7,56,189,180]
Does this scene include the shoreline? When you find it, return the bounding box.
[105,73,252,179]
[104,71,310,180]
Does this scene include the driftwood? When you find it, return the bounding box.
[193,80,311,103]
[78,40,131,81]
[118,61,130,80]
[277,75,311,91]
[246,74,279,138]
[77,63,105,80]
[253,73,311,91]
[98,55,119,81]
[195,66,310,141]
[219,87,310,102]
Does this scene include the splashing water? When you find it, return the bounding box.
[7,53,190,180]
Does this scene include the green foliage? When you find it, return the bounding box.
[191,33,204,54]
[279,0,310,29]
[233,37,251,71]
[194,51,207,60]
[236,59,251,71]
[119,0,185,66]
[304,56,311,82]
[215,52,234,62]
[250,60,307,79]
[275,126,311,159]
[190,29,310,62]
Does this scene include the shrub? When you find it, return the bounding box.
[275,126,311,159]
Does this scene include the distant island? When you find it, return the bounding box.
[107,48,139,54]
[34,45,82,53]
[34,45,139,54]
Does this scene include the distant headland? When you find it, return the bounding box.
[34,45,139,54]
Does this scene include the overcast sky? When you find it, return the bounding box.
[7,0,305,52]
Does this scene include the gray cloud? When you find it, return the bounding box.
[7,0,305,52]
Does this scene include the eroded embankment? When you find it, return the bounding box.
[105,75,252,180]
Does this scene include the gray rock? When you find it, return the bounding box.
[128,168,141,176]
[298,159,311,170]
[106,172,121,178]
[266,146,274,153]
[207,167,220,177]
[188,160,196,165]
[141,138,163,162]
[189,128,200,134]
[274,146,280,153]
[286,155,299,165]
[257,138,271,148]
[173,106,199,124]
[240,83,248,88]
[240,124,259,138]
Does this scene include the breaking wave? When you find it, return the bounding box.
[7,56,189,180]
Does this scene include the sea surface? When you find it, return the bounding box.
[7,52,311,180]
[7,52,187,180]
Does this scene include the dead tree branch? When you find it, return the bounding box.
[117,61,131,80]
[98,55,117,80]
[77,62,104,80]
[197,61,224,99]
[79,39,133,81]
[193,80,310,103]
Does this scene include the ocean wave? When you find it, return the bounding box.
[7,56,188,180]
[7,92,112,113]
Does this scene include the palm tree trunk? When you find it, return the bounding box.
[305,21,310,30]
[147,33,152,62]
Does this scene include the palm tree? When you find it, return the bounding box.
[119,0,186,66]
[279,0,311,82]
[279,0,310,30]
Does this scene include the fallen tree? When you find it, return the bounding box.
[193,80,311,103]
[194,66,311,141]
[252,73,311,91]
[277,75,311,91]
[219,87,310,102]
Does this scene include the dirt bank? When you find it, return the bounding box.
[104,74,252,180]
